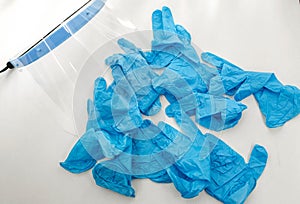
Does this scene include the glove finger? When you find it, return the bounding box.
[141,96,162,116]
[105,54,123,67]
[94,77,107,91]
[117,38,140,54]
[248,145,268,179]
[111,66,126,82]
[201,52,241,71]
[152,9,163,40]
[162,6,177,34]
[165,104,176,117]
[60,140,97,174]
[87,99,94,116]
[201,52,226,69]
[175,24,191,44]
[86,99,100,131]
[234,72,273,101]
[60,130,102,173]
[233,82,253,101]
[92,163,135,197]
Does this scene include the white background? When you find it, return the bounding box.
[0,0,299,203]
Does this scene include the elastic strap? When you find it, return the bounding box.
[0,62,14,73]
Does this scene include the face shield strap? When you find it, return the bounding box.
[0,62,14,73]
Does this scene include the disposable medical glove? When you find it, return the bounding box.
[170,106,268,203]
[165,92,247,131]
[202,52,300,128]
[148,7,208,100]
[94,76,143,132]
[60,100,130,174]
[92,120,211,198]
[147,6,200,67]
[105,38,161,116]
[157,121,211,199]
[254,82,300,128]
[92,136,136,198]
[205,138,268,204]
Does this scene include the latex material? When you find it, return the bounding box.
[165,92,247,131]
[148,7,201,66]
[159,122,211,198]
[60,129,99,174]
[205,138,268,204]
[92,120,211,199]
[105,38,161,116]
[148,7,208,102]
[60,77,139,174]
[202,52,300,128]
[60,99,130,174]
[169,108,268,203]
[92,109,267,201]
[60,6,270,202]
[94,77,143,132]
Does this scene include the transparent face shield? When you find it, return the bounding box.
[2,1,300,203]
[3,0,138,134]
[3,0,229,138]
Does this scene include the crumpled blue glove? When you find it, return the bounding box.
[205,137,268,204]
[94,76,143,132]
[105,38,161,116]
[151,57,208,103]
[92,135,136,198]
[169,106,268,203]
[147,6,221,90]
[202,52,300,128]
[91,123,173,197]
[92,119,211,199]
[92,120,173,197]
[60,129,101,174]
[165,92,247,131]
[146,7,207,102]
[201,52,273,99]
[60,100,129,174]
[157,121,211,198]
[146,6,200,67]
[60,76,141,174]
[254,80,300,128]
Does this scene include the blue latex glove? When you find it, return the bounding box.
[105,38,161,116]
[60,100,130,174]
[254,80,300,128]
[151,57,208,103]
[201,52,272,99]
[91,123,174,197]
[169,107,268,203]
[206,139,268,204]
[92,136,136,198]
[165,92,247,131]
[93,76,143,132]
[93,163,135,197]
[92,119,212,199]
[202,52,300,127]
[146,6,200,67]
[147,7,208,101]
[91,120,171,197]
[59,128,127,174]
[157,121,211,199]
[60,76,139,174]
[148,7,220,88]
[60,129,100,174]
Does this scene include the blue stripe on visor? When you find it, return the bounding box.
[9,0,105,68]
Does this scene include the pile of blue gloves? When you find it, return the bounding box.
[60,6,300,203]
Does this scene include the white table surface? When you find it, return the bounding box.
[0,0,299,203]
